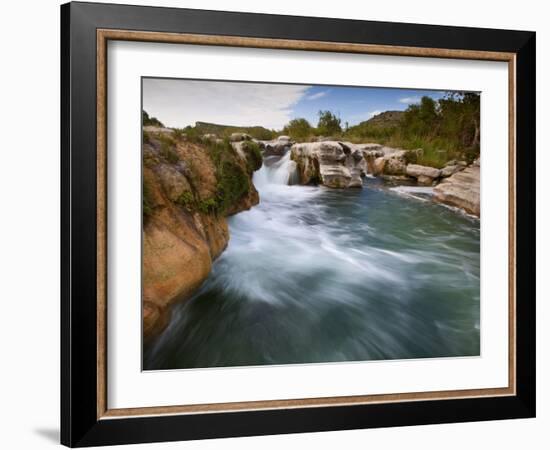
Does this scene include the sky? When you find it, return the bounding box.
[142,78,452,130]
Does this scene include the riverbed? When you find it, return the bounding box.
[144,154,480,370]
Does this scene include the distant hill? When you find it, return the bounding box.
[193,121,275,140]
[361,110,404,128]
[345,110,404,141]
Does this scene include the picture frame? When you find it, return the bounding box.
[60,1,536,447]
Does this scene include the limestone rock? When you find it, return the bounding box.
[291,141,365,188]
[263,135,294,156]
[433,164,480,216]
[406,164,441,180]
[440,164,465,178]
[384,151,408,175]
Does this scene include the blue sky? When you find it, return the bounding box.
[143,78,450,130]
[293,86,447,128]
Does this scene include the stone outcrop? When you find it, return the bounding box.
[433,164,480,216]
[262,135,294,157]
[142,130,261,338]
[290,141,365,188]
[406,164,442,185]
[365,147,424,178]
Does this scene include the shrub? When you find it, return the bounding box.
[283,118,313,141]
[197,197,218,214]
[241,141,262,172]
[317,110,342,136]
[175,191,195,210]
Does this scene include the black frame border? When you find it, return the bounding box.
[61,2,535,447]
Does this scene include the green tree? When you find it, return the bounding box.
[317,110,342,136]
[283,118,313,140]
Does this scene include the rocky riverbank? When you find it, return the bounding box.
[142,127,262,338]
[288,140,480,216]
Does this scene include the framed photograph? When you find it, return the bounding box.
[61,1,536,447]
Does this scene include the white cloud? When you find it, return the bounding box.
[399,96,421,104]
[143,79,310,130]
[306,90,328,101]
[368,110,382,118]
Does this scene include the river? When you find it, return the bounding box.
[143,153,480,370]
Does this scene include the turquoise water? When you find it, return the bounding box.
[143,156,480,370]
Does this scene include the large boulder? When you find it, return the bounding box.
[383,151,408,175]
[290,141,365,188]
[433,164,480,216]
[406,164,442,185]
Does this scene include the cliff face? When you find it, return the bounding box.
[142,129,261,338]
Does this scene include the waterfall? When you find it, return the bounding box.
[254,152,298,189]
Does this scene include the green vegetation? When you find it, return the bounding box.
[142,110,164,127]
[317,110,342,136]
[283,118,313,141]
[241,141,262,172]
[344,94,480,167]
[175,191,195,210]
[143,130,150,144]
[205,139,251,213]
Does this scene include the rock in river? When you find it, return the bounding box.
[406,164,442,185]
[290,141,365,188]
[433,164,480,216]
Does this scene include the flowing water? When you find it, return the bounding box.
[144,153,480,370]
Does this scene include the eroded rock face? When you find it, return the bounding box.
[433,164,480,216]
[290,141,365,188]
[142,131,261,338]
